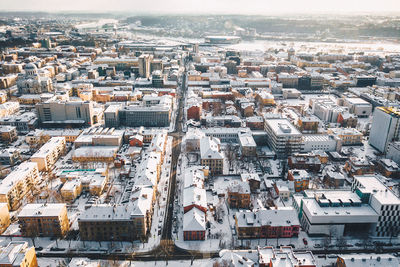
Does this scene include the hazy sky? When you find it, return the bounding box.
[1,0,400,14]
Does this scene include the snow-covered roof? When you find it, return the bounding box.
[183,186,207,210]
[18,203,66,218]
[199,136,223,160]
[183,207,206,232]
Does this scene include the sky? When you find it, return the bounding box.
[0,0,400,15]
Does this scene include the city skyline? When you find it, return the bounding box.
[1,0,400,15]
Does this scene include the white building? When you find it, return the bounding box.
[264,118,302,158]
[293,190,379,237]
[352,175,400,237]
[342,97,372,117]
[302,134,339,152]
[369,107,400,153]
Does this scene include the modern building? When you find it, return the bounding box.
[264,119,302,158]
[352,175,400,237]
[369,107,400,153]
[36,99,100,127]
[18,203,70,237]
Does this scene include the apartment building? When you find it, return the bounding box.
[0,162,39,210]
[235,208,300,239]
[79,187,154,241]
[18,203,70,237]
[0,204,10,235]
[30,137,66,171]
[0,241,37,267]
[287,169,310,193]
[227,180,251,209]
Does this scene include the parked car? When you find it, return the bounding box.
[303,238,308,245]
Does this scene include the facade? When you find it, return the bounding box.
[0,126,17,143]
[258,246,316,267]
[0,241,37,267]
[200,136,224,175]
[0,204,10,235]
[342,97,372,117]
[183,207,206,241]
[30,137,66,171]
[235,208,300,239]
[264,119,302,158]
[287,169,310,192]
[387,142,400,165]
[18,203,70,237]
[328,128,363,146]
[36,100,98,127]
[239,132,257,157]
[227,180,251,209]
[79,188,154,241]
[288,153,321,172]
[0,162,39,210]
[352,175,400,237]
[369,107,400,153]
[17,63,53,94]
[302,134,339,152]
[0,148,21,166]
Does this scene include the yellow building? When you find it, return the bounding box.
[0,241,37,267]
[18,203,70,238]
[30,137,66,171]
[0,162,39,211]
[60,180,83,202]
[0,204,10,234]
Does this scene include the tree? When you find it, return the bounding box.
[337,236,347,252]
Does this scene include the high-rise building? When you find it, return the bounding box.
[369,107,400,153]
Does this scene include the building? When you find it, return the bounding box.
[344,157,374,176]
[0,126,17,143]
[0,204,10,235]
[183,207,206,241]
[74,127,123,148]
[18,203,70,237]
[79,188,154,241]
[17,63,53,94]
[103,105,120,127]
[302,134,339,152]
[0,241,37,267]
[297,116,319,134]
[352,175,400,237]
[328,128,363,146]
[117,96,172,127]
[30,137,66,171]
[387,142,400,165]
[241,173,261,192]
[288,153,321,172]
[227,180,251,209]
[342,97,372,117]
[336,254,398,267]
[264,118,302,158]
[369,107,400,153]
[200,136,224,175]
[0,162,39,210]
[258,246,316,267]
[323,170,345,188]
[293,190,379,237]
[287,169,310,192]
[36,99,99,127]
[239,132,257,157]
[0,112,37,134]
[183,186,207,214]
[235,208,300,239]
[0,148,21,166]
